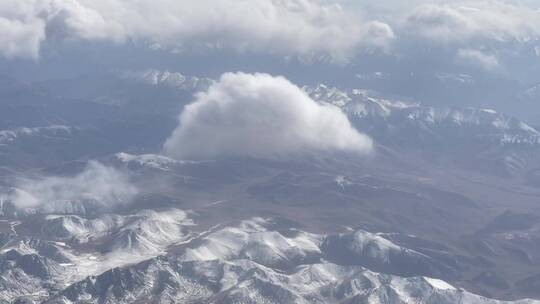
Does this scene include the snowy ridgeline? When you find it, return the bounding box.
[0,213,538,303]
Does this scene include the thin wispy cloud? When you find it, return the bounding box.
[7,161,137,213]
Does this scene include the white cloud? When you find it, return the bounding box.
[361,21,395,51]
[456,48,499,70]
[7,161,137,211]
[3,0,539,71]
[404,2,540,44]
[0,14,45,59]
[0,0,52,59]
[355,1,540,71]
[404,4,474,43]
[163,72,373,159]
[0,0,394,60]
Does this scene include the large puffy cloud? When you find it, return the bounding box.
[0,0,393,60]
[6,161,137,212]
[163,72,373,159]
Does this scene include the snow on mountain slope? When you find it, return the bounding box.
[0,209,196,302]
[304,84,540,177]
[43,209,194,255]
[321,229,457,279]
[45,217,540,304]
[109,209,194,254]
[57,259,509,304]
[180,218,455,279]
[0,249,65,301]
[120,69,214,91]
[0,238,71,302]
[2,215,539,303]
[0,125,73,145]
[1,238,71,263]
[305,84,540,147]
[115,152,198,171]
[181,218,322,269]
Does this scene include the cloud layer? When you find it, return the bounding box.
[0,0,393,60]
[404,2,540,44]
[3,1,540,74]
[163,72,373,159]
[7,161,137,211]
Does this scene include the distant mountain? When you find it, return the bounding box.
[305,84,540,177]
[119,69,214,91]
[306,84,540,148]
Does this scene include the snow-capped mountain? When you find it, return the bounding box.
[305,85,540,177]
[0,125,73,145]
[49,259,537,304]
[0,208,196,302]
[120,70,214,91]
[3,210,539,303]
[305,84,540,147]
[22,217,535,304]
[0,74,540,303]
[3,0,540,297]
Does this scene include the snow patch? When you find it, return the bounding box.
[424,277,457,290]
